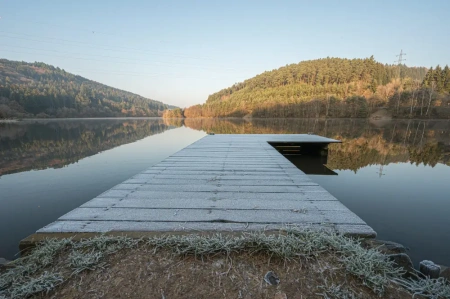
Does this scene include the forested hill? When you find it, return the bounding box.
[164,57,450,119]
[206,57,426,104]
[0,59,175,118]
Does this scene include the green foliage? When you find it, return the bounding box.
[423,65,450,93]
[444,65,450,93]
[0,59,174,118]
[162,107,184,118]
[173,57,449,119]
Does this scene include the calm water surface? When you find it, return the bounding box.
[1,118,449,266]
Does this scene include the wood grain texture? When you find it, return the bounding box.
[37,134,375,237]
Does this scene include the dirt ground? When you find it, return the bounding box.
[39,248,412,299]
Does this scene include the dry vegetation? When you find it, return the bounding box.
[1,230,449,299]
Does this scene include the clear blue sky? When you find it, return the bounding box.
[1,0,449,107]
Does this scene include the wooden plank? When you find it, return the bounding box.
[59,207,366,224]
[34,134,375,237]
[37,221,338,233]
[134,184,321,193]
[156,162,294,166]
[97,190,337,201]
[150,168,296,172]
[138,171,305,176]
[113,180,318,187]
[80,197,349,210]
[124,174,311,181]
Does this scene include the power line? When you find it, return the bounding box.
[4,18,288,56]
[9,18,203,45]
[0,53,246,80]
[20,20,119,37]
[0,30,300,69]
[0,31,220,62]
[0,44,254,72]
[65,67,246,80]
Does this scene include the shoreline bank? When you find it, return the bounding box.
[1,231,449,298]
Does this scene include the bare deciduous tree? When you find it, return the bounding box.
[409,80,420,117]
[420,88,426,116]
[425,81,436,116]
[325,94,331,117]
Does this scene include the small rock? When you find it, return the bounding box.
[419,260,441,279]
[274,292,287,299]
[264,271,280,285]
[212,259,225,268]
[387,253,415,277]
[0,257,11,273]
[438,265,450,281]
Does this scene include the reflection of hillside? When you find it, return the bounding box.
[3,118,449,176]
[163,118,184,128]
[327,138,445,172]
[166,118,450,171]
[0,119,171,176]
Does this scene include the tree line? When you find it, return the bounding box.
[0,59,174,119]
[163,57,450,119]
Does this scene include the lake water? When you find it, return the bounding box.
[1,118,449,267]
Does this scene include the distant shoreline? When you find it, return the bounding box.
[0,117,163,122]
[2,116,450,123]
[162,116,450,121]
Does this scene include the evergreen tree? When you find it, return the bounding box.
[180,57,429,118]
[422,67,434,87]
[0,59,174,118]
[434,65,444,92]
[442,65,450,93]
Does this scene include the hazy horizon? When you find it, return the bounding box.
[1,0,449,107]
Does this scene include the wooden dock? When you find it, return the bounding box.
[36,134,376,237]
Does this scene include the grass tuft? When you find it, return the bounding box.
[317,281,359,299]
[13,238,73,271]
[1,230,449,298]
[321,232,405,295]
[69,250,105,275]
[0,238,71,295]
[9,272,63,299]
[147,229,406,296]
[393,276,450,299]
[0,235,139,298]
[73,235,140,254]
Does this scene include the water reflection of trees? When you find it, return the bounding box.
[0,119,171,176]
[2,118,448,176]
[164,118,450,171]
